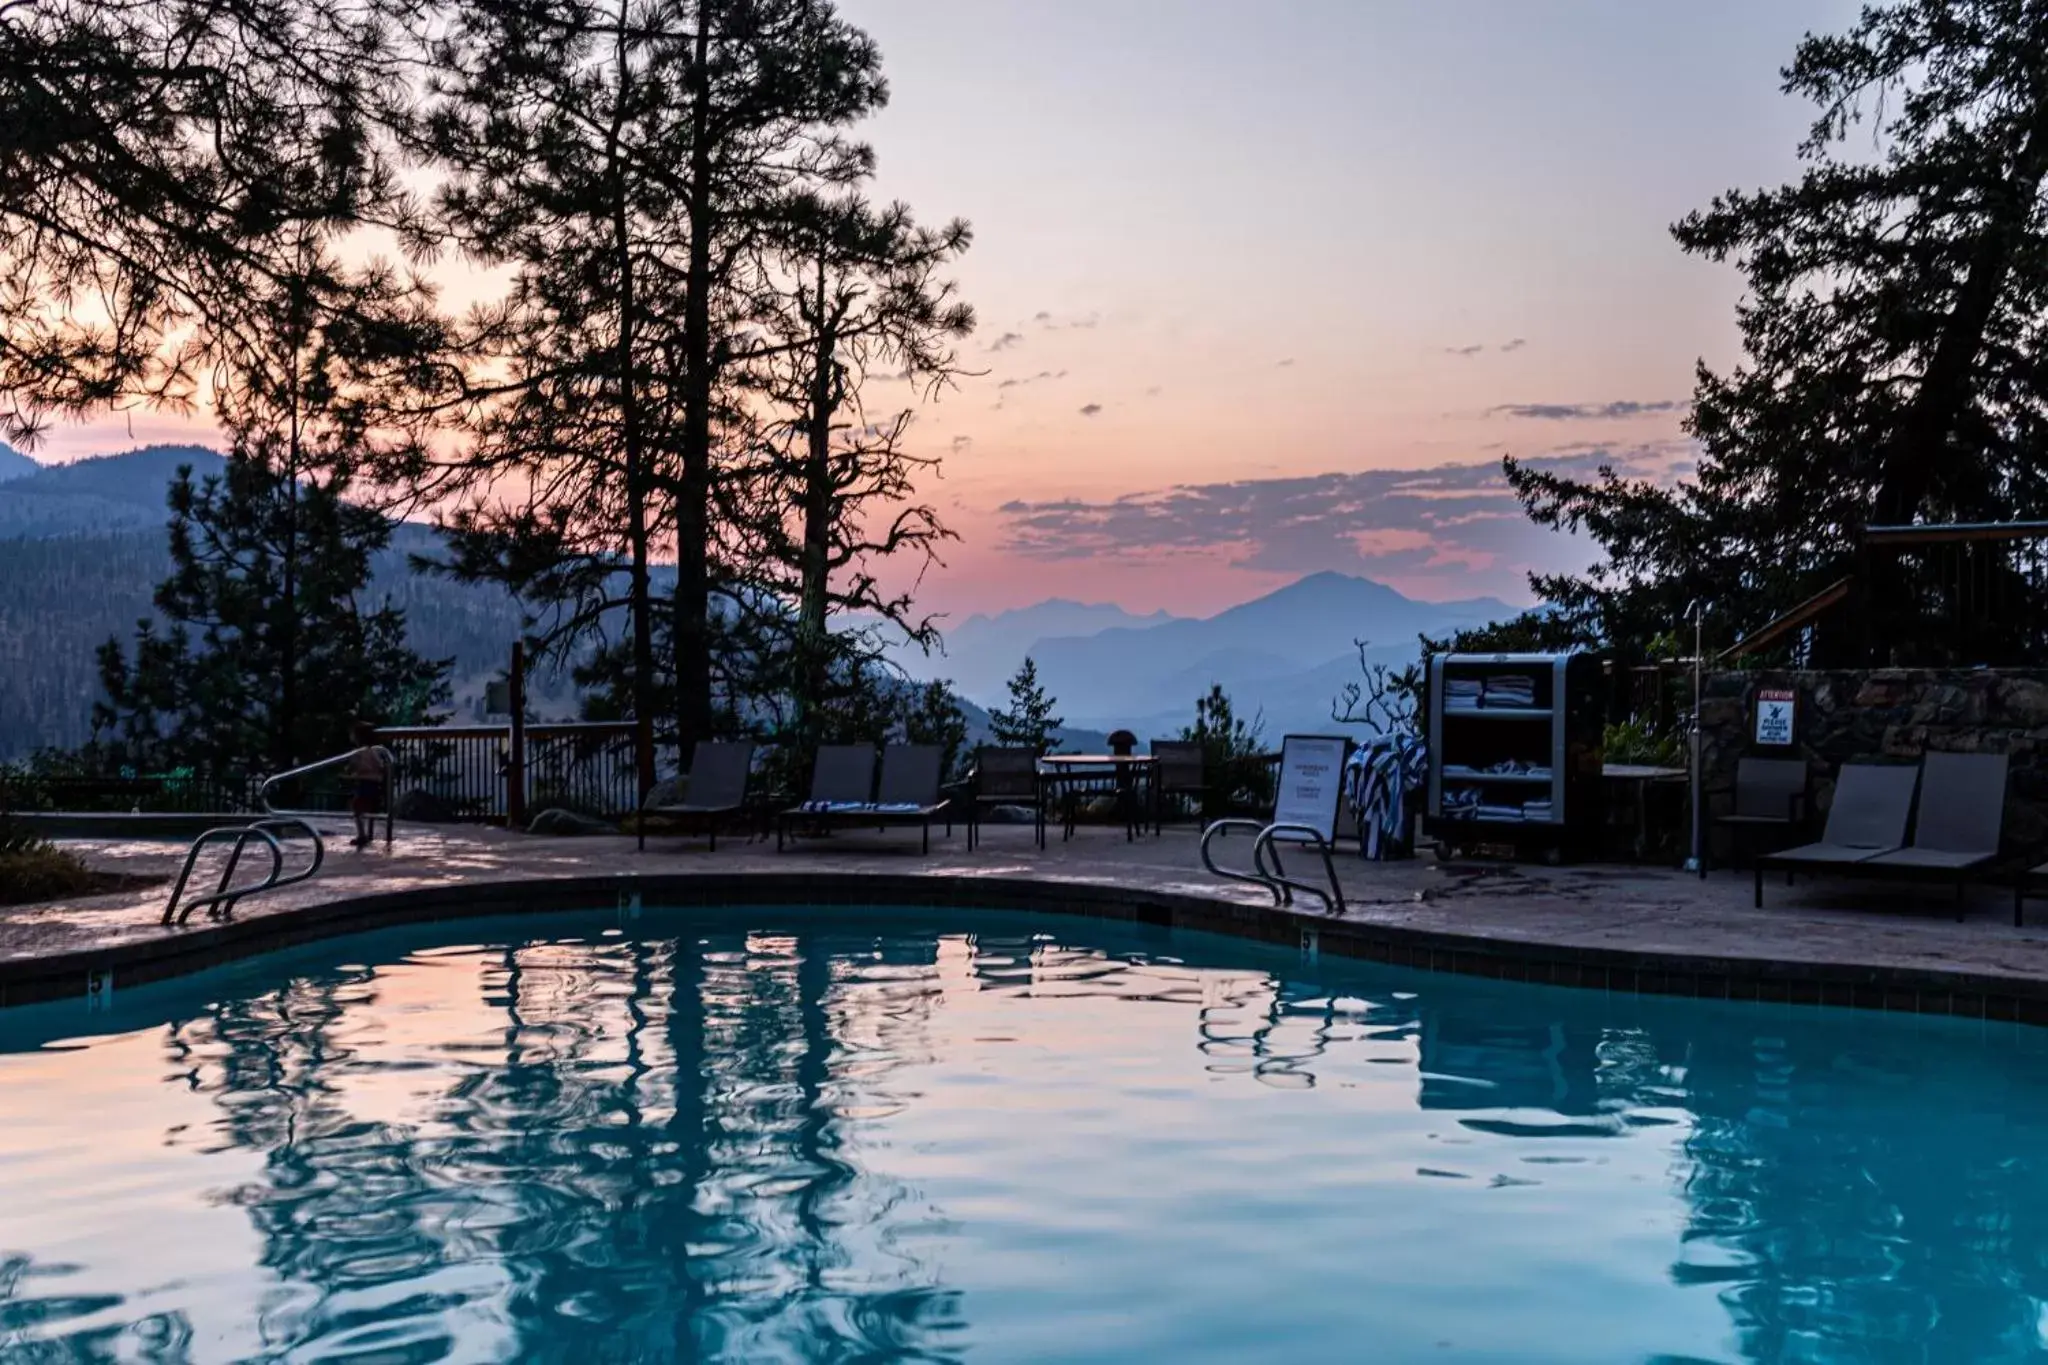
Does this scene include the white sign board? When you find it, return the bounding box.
[1272,735,1349,840]
[1754,689,1796,747]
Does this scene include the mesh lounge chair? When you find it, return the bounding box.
[1200,734,1350,914]
[777,744,951,853]
[1755,762,1918,908]
[1708,757,1808,872]
[637,740,757,852]
[965,745,1045,850]
[1150,739,1207,830]
[1862,752,2008,920]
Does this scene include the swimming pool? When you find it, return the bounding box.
[3,905,2047,1362]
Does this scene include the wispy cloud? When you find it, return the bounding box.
[996,368,1068,391]
[1033,310,1100,331]
[995,446,1689,593]
[1079,403,1103,417]
[1489,399,1681,420]
[1276,357,1295,368]
[1447,338,1530,358]
[989,331,1025,352]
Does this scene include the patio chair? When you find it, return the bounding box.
[1862,751,2008,920]
[964,745,1046,850]
[1754,762,1918,908]
[1199,734,1351,914]
[637,740,757,852]
[1150,739,1206,829]
[777,743,952,854]
[1708,757,1808,871]
[774,743,875,852]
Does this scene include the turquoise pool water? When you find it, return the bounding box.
[4,907,2048,1362]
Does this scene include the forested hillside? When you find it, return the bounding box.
[0,527,557,759]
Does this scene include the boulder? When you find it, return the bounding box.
[391,788,458,825]
[528,807,619,837]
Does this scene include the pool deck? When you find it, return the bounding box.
[10,820,2048,1017]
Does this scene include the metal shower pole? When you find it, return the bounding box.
[1683,600,1709,876]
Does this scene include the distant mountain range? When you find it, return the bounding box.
[902,571,1517,742]
[0,444,1522,760]
[0,444,228,536]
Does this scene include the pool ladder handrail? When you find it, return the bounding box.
[163,817,325,925]
[259,745,394,849]
[1200,818,1347,916]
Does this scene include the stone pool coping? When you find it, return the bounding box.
[12,857,2048,1026]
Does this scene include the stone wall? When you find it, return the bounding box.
[1698,668,2048,856]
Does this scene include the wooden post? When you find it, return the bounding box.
[637,712,655,808]
[507,641,527,829]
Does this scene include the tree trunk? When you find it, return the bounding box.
[278,331,302,771]
[795,260,836,744]
[609,7,657,800]
[672,3,717,748]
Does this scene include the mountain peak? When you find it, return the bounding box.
[0,441,39,484]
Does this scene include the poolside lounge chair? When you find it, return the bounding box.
[776,744,875,845]
[637,740,756,852]
[777,744,952,854]
[1199,734,1350,914]
[1708,757,1808,871]
[1755,762,1918,908]
[1861,751,2007,920]
[1150,739,1207,829]
[964,745,1046,850]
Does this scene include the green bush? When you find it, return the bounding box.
[0,812,93,904]
[1181,685,1273,817]
[1604,717,1684,767]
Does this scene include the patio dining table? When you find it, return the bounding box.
[1038,754,1159,842]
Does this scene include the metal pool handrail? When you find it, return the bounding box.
[163,817,326,925]
[1200,818,1347,916]
[259,746,394,848]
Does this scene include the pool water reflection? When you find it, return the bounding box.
[2,906,2048,1362]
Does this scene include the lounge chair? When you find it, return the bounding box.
[775,744,875,848]
[1708,757,1807,872]
[1150,739,1207,829]
[964,745,1046,850]
[777,743,952,854]
[1755,762,1919,908]
[637,740,756,852]
[1861,752,2008,920]
[1199,734,1351,913]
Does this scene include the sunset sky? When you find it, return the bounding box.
[43,0,1862,619]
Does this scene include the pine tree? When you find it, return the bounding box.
[94,457,448,775]
[899,679,969,781]
[0,0,426,446]
[732,192,974,747]
[989,658,1062,753]
[421,0,894,782]
[1501,0,2048,665]
[93,244,449,776]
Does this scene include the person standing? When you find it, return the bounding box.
[345,721,388,849]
